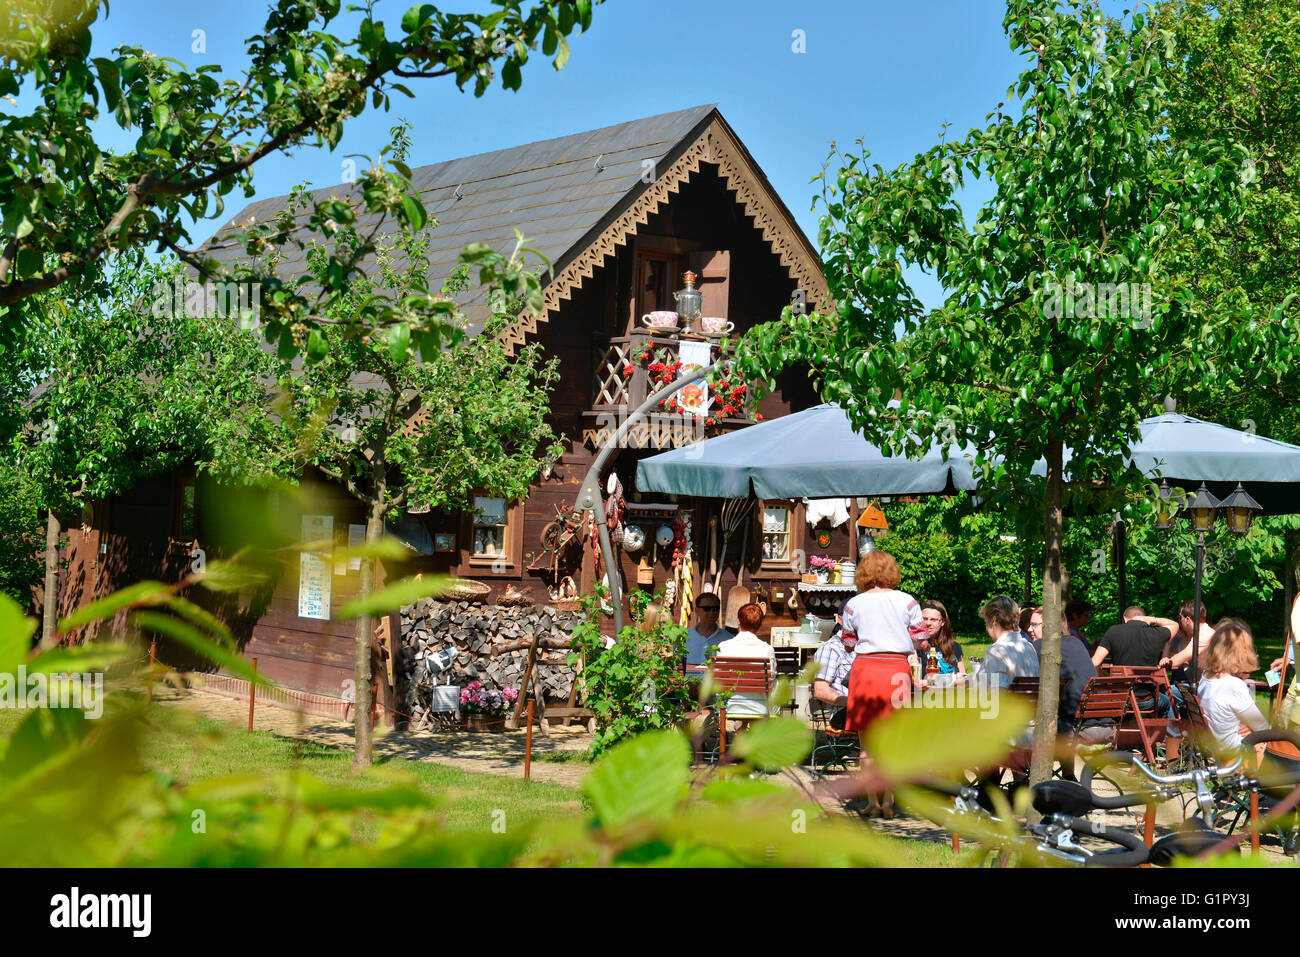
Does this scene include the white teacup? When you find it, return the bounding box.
[641,311,679,330]
[698,316,734,336]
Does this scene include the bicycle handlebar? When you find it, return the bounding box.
[1042,814,1150,868]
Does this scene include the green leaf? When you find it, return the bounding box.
[56,581,173,634]
[582,730,690,832]
[336,574,452,619]
[196,559,272,593]
[0,594,36,674]
[387,322,411,362]
[129,610,266,685]
[730,716,813,771]
[554,34,570,70]
[402,194,426,230]
[25,643,133,677]
[866,691,1032,782]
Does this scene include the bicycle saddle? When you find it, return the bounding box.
[1032,781,1096,817]
[1148,827,1223,866]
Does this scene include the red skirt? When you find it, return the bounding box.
[845,652,912,734]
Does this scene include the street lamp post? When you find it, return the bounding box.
[1155,480,1262,683]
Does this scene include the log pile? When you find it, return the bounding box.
[397,598,582,731]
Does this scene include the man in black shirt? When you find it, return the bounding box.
[1092,605,1182,757]
[1092,606,1178,669]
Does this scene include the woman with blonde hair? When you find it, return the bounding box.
[1198,619,1270,757]
[841,550,928,817]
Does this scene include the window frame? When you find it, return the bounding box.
[456,495,525,577]
[758,499,804,576]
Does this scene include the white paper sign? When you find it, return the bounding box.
[299,514,333,620]
[676,339,711,417]
[348,523,365,571]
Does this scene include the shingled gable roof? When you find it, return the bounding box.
[198,104,828,343]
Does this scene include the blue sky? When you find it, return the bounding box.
[77,0,1118,308]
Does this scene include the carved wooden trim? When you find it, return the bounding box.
[498,117,829,355]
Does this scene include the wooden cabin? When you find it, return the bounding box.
[58,105,872,715]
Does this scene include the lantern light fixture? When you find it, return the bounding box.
[1219,483,1262,536]
[1153,479,1176,531]
[1187,483,1221,535]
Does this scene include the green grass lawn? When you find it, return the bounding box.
[146,713,588,831]
[0,705,587,832]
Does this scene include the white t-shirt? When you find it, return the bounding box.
[1197,674,1269,752]
[715,631,777,717]
[841,590,928,656]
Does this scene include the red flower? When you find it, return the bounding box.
[722,404,735,415]
[705,417,715,426]
[623,365,634,377]
[755,413,764,421]
[734,384,747,394]
[649,362,665,373]
[717,380,729,390]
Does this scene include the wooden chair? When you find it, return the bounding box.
[705,657,772,763]
[773,648,801,715]
[1071,675,1131,754]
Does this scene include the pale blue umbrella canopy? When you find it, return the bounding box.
[1046,412,1300,515]
[635,403,980,499]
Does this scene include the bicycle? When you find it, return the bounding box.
[908,778,1151,867]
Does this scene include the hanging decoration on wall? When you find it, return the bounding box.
[605,472,626,545]
[816,529,833,550]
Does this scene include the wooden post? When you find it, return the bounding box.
[524,695,535,782]
[1250,790,1260,855]
[951,831,960,853]
[248,657,257,732]
[718,705,727,761]
[370,680,378,732]
[1140,802,1155,868]
[148,639,157,705]
[509,631,541,730]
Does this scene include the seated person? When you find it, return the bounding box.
[812,600,855,729]
[684,594,727,667]
[921,599,965,679]
[978,595,1040,690]
[1095,605,1183,752]
[715,603,777,718]
[1162,600,1215,680]
[1198,619,1270,762]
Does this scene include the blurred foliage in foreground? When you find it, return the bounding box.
[0,582,1264,867]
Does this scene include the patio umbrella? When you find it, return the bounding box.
[635,403,980,499]
[1110,411,1300,515]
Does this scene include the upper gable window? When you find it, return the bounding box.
[637,250,677,316]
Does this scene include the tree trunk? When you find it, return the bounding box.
[1030,437,1065,791]
[352,498,384,768]
[42,508,61,645]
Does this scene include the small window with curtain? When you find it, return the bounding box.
[761,504,791,564]
[471,496,508,558]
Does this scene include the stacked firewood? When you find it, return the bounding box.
[397,598,581,730]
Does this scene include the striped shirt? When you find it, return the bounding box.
[813,635,853,696]
[982,630,1040,689]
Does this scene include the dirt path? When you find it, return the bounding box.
[154,686,593,788]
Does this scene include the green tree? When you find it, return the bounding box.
[735,0,1276,787]
[17,250,287,642]
[1152,0,1300,444]
[283,220,561,766]
[0,0,600,360]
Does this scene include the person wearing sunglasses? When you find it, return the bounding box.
[685,594,728,667]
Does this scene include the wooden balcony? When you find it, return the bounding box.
[583,333,756,450]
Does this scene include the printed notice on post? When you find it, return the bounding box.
[299,514,333,620]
